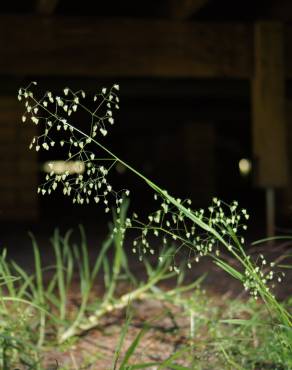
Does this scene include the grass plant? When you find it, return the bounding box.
[0,82,289,368]
[17,83,291,308]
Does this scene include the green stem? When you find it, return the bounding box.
[59,262,169,343]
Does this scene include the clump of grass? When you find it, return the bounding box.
[0,201,204,367]
[0,249,45,369]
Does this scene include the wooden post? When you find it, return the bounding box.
[266,187,275,237]
[285,100,292,213]
[252,22,288,237]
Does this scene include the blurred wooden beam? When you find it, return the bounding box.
[252,22,288,236]
[0,16,252,78]
[167,0,209,20]
[3,16,292,79]
[35,0,59,15]
[252,22,289,235]
[283,100,292,214]
[252,22,288,188]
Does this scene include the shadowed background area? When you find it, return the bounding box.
[1,0,292,248]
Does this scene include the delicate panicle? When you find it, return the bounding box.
[18,83,129,215]
[131,194,248,266]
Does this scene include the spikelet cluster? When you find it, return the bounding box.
[18,82,128,213]
[130,196,249,268]
[242,255,285,299]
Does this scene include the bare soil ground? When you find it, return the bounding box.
[41,249,291,370]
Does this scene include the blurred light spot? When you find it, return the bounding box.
[43,160,85,174]
[238,158,252,176]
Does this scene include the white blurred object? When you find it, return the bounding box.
[43,160,85,174]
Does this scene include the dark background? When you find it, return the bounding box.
[2,0,292,246]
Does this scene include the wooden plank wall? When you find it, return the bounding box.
[0,98,38,221]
